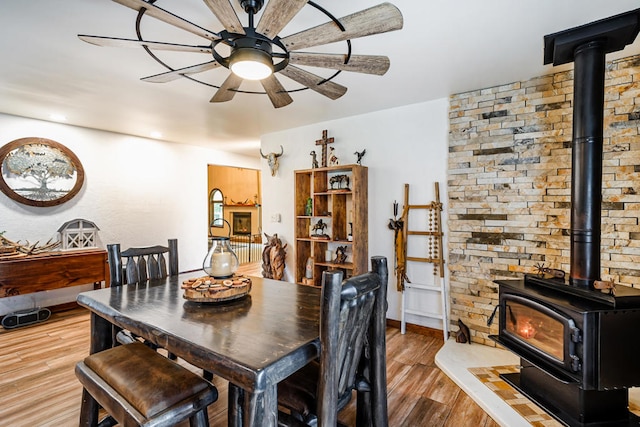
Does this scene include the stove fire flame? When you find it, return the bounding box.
[517,319,537,339]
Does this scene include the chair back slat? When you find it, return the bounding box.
[338,293,375,394]
[136,256,148,283]
[157,253,167,278]
[107,239,178,286]
[147,254,160,280]
[125,257,139,284]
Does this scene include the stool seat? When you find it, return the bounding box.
[76,342,217,427]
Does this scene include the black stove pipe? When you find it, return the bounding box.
[569,40,605,288]
[544,9,640,289]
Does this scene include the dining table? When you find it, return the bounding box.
[76,272,324,427]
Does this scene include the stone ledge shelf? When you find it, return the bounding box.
[436,339,640,426]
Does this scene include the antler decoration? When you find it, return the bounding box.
[594,278,617,295]
[534,263,566,279]
[0,234,60,259]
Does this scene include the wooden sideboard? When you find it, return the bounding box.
[0,249,108,298]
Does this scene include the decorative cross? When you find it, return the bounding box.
[315,130,334,168]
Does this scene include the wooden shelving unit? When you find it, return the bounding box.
[295,165,369,286]
[294,164,368,286]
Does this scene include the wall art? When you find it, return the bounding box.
[0,137,85,207]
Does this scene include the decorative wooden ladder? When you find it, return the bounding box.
[398,182,448,341]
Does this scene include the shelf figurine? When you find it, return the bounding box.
[354,149,366,165]
[305,197,312,216]
[329,174,350,190]
[310,151,319,169]
[302,257,314,286]
[311,218,329,239]
[329,146,339,166]
[305,257,313,279]
[334,246,347,264]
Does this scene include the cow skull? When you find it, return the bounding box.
[260,145,284,177]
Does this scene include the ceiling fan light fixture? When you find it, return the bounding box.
[230,48,273,81]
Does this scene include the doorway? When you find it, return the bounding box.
[207,165,262,267]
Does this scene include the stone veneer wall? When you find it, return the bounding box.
[448,53,640,346]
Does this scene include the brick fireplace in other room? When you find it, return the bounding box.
[232,212,252,236]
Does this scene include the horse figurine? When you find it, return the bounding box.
[329,174,350,190]
[312,219,327,236]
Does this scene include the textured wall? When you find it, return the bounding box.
[0,113,259,315]
[261,99,449,325]
[448,54,640,345]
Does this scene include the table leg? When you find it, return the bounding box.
[78,313,112,426]
[244,385,278,427]
[228,383,244,427]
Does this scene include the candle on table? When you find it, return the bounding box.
[210,252,232,277]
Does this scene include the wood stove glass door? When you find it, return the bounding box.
[504,297,565,362]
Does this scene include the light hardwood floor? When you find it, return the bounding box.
[0,271,498,426]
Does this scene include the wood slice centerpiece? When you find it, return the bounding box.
[182,275,252,303]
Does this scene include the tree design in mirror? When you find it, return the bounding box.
[0,137,85,207]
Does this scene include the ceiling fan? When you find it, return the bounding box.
[78,0,403,108]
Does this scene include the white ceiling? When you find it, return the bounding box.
[2,1,640,157]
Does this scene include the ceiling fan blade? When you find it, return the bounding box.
[289,52,390,75]
[210,73,244,102]
[260,75,294,108]
[256,0,307,39]
[202,0,245,35]
[142,61,220,83]
[112,0,219,40]
[279,65,347,100]
[78,35,213,53]
[280,3,403,51]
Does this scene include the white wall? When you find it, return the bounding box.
[260,98,449,327]
[0,113,260,315]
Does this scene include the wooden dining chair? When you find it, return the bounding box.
[107,238,178,287]
[76,341,218,427]
[106,239,179,356]
[106,239,215,379]
[277,256,389,427]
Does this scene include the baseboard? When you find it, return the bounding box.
[386,318,447,338]
[49,301,81,313]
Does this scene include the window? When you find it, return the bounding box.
[210,189,224,228]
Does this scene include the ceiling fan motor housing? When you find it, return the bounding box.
[239,0,264,14]
[233,36,273,56]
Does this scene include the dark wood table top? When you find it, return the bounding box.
[77,273,322,392]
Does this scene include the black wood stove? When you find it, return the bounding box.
[490,9,640,427]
